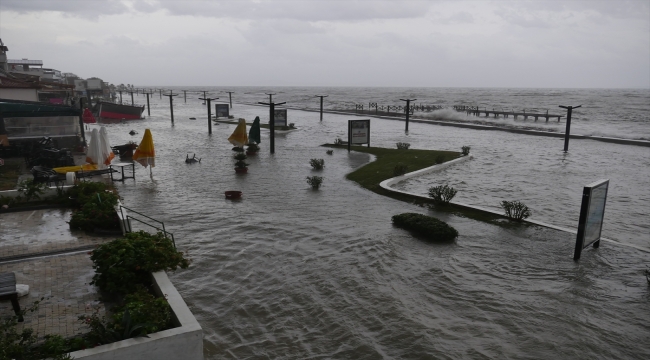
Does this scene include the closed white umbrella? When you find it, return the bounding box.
[99,126,115,167]
[85,128,104,169]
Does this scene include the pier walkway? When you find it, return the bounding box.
[453,105,564,122]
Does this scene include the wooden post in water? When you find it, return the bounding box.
[199,97,219,134]
[129,91,134,106]
[259,101,286,154]
[145,92,151,116]
[559,105,582,152]
[182,90,187,103]
[118,90,123,105]
[400,98,416,132]
[314,95,328,121]
[163,92,179,124]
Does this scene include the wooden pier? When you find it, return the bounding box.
[453,106,564,122]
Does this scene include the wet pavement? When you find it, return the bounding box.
[0,208,117,340]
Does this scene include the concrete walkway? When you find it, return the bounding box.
[0,208,118,340]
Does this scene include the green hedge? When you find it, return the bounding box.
[391,213,458,241]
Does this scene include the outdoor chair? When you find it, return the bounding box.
[31,165,65,186]
[0,272,23,322]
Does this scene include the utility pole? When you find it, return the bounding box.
[400,98,416,132]
[559,105,582,152]
[258,101,286,154]
[199,97,219,134]
[314,95,328,121]
[163,92,179,124]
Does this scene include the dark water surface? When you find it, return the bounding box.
[97,95,649,359]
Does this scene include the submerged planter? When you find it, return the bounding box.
[234,167,248,174]
[225,191,242,199]
[245,151,258,156]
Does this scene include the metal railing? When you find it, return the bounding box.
[118,205,176,248]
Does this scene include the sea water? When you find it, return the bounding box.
[97,87,649,359]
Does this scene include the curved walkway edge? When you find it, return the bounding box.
[378,153,649,254]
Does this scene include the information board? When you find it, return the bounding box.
[573,179,609,260]
[273,109,287,127]
[214,104,229,118]
[348,119,370,151]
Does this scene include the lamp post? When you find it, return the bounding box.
[265,92,276,103]
[199,97,219,134]
[225,91,235,108]
[258,101,286,154]
[400,98,416,132]
[163,92,179,124]
[314,95,328,121]
[559,105,582,152]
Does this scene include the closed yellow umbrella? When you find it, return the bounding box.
[228,119,248,147]
[132,128,155,177]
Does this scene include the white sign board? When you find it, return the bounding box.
[349,119,370,144]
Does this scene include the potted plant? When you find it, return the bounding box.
[246,142,260,156]
[234,152,249,174]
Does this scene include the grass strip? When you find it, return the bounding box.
[323,144,502,223]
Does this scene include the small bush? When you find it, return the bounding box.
[17,180,46,202]
[435,155,446,164]
[326,150,333,155]
[393,163,408,177]
[334,138,343,145]
[391,213,458,241]
[310,158,325,170]
[461,146,471,156]
[289,123,296,128]
[428,185,457,204]
[111,287,172,335]
[90,231,190,294]
[500,200,531,221]
[396,142,410,150]
[306,176,323,189]
[68,191,121,232]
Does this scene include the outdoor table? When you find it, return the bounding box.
[110,162,136,182]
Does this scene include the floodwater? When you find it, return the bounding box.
[95,93,649,359]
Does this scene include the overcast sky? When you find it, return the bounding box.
[0,0,648,88]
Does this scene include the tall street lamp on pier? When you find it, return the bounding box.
[265,93,276,103]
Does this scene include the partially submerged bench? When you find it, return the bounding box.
[0,272,23,322]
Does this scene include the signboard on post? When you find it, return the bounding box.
[214,104,229,118]
[348,119,370,152]
[573,179,609,260]
[273,109,287,127]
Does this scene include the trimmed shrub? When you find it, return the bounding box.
[334,138,343,145]
[500,200,531,221]
[310,158,325,170]
[461,146,471,156]
[393,163,408,177]
[428,185,457,204]
[111,287,172,335]
[90,231,190,294]
[68,191,121,232]
[306,176,323,189]
[392,213,458,241]
[326,150,333,155]
[396,142,410,150]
